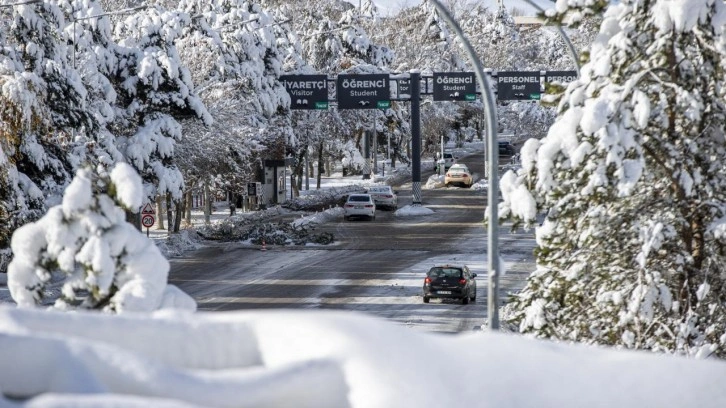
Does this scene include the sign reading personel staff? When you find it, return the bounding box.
[497,71,541,101]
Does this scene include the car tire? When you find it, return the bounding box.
[423,296,430,303]
[462,296,469,305]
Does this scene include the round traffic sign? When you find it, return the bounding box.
[141,214,155,228]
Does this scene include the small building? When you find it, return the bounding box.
[513,15,544,30]
[262,158,294,205]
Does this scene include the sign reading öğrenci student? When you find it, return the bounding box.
[280,75,328,110]
[497,71,541,101]
[337,74,390,109]
[545,71,578,84]
[433,72,476,101]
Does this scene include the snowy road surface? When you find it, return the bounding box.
[169,153,536,333]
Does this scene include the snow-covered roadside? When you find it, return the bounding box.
[2,305,725,408]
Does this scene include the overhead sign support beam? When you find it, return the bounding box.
[410,70,422,205]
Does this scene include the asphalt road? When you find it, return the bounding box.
[169,152,536,333]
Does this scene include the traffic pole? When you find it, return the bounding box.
[410,70,422,205]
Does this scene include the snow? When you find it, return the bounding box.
[394,204,434,216]
[6,164,192,313]
[1,305,725,407]
[110,163,144,210]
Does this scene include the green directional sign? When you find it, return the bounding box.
[280,74,328,110]
[497,71,541,101]
[337,74,391,110]
[433,72,476,101]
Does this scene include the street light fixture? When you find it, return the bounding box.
[429,0,501,330]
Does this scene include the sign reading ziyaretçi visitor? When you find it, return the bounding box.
[497,71,541,101]
[280,74,328,110]
[337,74,390,109]
[433,72,476,101]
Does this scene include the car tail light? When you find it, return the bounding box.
[459,278,467,285]
[446,173,450,177]
[364,205,373,208]
[384,195,392,198]
[424,277,431,284]
[345,204,354,208]
[462,173,469,178]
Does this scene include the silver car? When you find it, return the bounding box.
[365,185,398,210]
[344,194,376,221]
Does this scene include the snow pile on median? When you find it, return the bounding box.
[471,179,488,190]
[395,205,435,217]
[424,174,445,189]
[292,207,344,227]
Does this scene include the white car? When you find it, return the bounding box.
[445,163,473,187]
[365,185,398,210]
[435,151,457,172]
[344,194,376,221]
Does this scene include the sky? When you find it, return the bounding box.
[349,0,556,16]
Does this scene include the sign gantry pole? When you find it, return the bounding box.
[429,0,500,330]
[410,70,422,205]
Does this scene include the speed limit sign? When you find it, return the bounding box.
[141,214,155,228]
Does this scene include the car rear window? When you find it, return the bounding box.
[427,267,463,278]
[349,195,370,202]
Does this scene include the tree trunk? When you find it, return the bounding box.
[126,210,141,231]
[165,192,173,232]
[185,190,192,225]
[317,141,324,189]
[291,173,298,198]
[296,165,303,192]
[155,195,165,230]
[173,198,183,233]
[203,181,211,224]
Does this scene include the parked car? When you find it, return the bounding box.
[435,151,457,172]
[499,141,515,156]
[344,194,376,221]
[444,164,473,187]
[422,264,477,304]
[365,185,398,210]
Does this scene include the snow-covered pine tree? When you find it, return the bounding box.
[0,1,80,265]
[501,0,726,358]
[6,162,193,313]
[110,5,211,233]
[174,0,293,206]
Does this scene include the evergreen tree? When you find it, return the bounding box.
[174,0,294,210]
[110,5,211,231]
[7,163,177,313]
[501,0,726,358]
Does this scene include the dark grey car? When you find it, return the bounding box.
[422,265,477,304]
